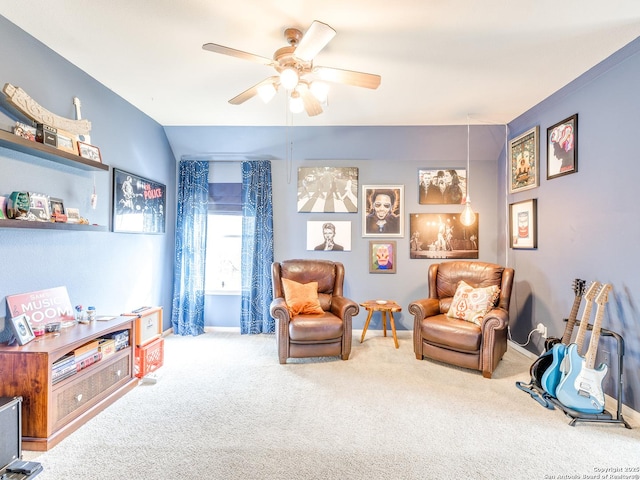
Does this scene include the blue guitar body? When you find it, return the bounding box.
[540,343,568,397]
[556,343,607,414]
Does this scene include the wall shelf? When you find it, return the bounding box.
[0,129,109,172]
[0,219,107,232]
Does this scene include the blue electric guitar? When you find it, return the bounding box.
[539,279,587,397]
[556,283,611,414]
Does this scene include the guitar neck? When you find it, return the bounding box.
[560,295,583,345]
[584,284,611,370]
[574,300,594,351]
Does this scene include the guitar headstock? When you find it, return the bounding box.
[572,278,586,297]
[73,96,81,107]
[583,281,601,301]
[595,283,612,305]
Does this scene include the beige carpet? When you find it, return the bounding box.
[25,331,640,480]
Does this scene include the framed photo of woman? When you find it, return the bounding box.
[547,114,577,180]
[362,185,403,237]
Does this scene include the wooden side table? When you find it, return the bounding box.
[359,300,402,348]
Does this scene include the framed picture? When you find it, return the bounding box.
[65,207,81,224]
[112,168,166,234]
[510,199,537,249]
[306,221,351,251]
[297,166,358,213]
[409,213,478,259]
[362,185,403,237]
[56,129,77,155]
[9,313,35,346]
[49,197,64,215]
[28,192,51,222]
[547,114,577,180]
[369,241,396,273]
[77,141,102,163]
[418,168,466,204]
[509,126,539,193]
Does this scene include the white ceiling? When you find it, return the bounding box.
[2,1,640,127]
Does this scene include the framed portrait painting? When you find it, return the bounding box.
[369,241,396,273]
[509,126,539,193]
[409,213,478,259]
[112,169,166,234]
[297,166,358,213]
[362,185,403,237]
[306,221,351,251]
[509,199,537,249]
[547,114,577,180]
[418,168,466,204]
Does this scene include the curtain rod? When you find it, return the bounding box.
[181,153,277,162]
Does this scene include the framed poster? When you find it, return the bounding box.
[362,185,403,237]
[409,213,478,259]
[306,221,351,251]
[369,241,396,273]
[297,166,358,213]
[418,168,466,204]
[510,199,537,249]
[509,126,539,193]
[547,114,578,180]
[112,169,166,234]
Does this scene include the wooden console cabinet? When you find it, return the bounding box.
[0,316,138,451]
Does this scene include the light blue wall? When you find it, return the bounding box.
[0,16,176,332]
[505,37,640,411]
[164,124,507,332]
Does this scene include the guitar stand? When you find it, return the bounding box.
[551,320,631,428]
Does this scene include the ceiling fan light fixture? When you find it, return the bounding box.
[280,67,299,90]
[310,81,329,104]
[289,91,304,113]
[257,83,277,103]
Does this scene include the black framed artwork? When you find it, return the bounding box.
[547,114,578,180]
[112,168,166,234]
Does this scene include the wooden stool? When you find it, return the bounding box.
[359,300,402,348]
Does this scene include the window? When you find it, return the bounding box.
[205,182,242,294]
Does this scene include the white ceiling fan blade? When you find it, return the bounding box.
[294,21,336,62]
[203,43,275,66]
[229,76,280,105]
[314,66,381,89]
[297,84,323,117]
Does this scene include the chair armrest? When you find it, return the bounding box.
[270,297,290,324]
[330,296,360,320]
[408,298,440,321]
[480,307,509,332]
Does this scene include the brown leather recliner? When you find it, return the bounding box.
[408,261,514,378]
[270,259,359,364]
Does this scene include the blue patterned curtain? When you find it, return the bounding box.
[171,161,209,336]
[241,160,274,334]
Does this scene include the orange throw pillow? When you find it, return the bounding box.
[282,278,324,315]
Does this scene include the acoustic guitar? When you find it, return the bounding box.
[556,283,611,414]
[539,279,587,396]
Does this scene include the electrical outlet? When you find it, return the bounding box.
[536,322,548,339]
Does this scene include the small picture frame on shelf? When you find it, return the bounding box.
[28,192,51,222]
[49,197,67,222]
[56,129,77,155]
[65,207,81,224]
[9,313,36,346]
[77,141,102,163]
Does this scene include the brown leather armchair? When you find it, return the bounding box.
[409,261,514,378]
[270,259,359,364]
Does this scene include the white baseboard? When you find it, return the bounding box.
[508,341,639,427]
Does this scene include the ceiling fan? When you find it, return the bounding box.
[202,20,381,116]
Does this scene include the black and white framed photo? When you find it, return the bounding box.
[9,313,35,346]
[77,141,102,163]
[297,166,358,213]
[509,126,539,193]
[112,168,166,234]
[306,221,351,251]
[509,199,537,249]
[547,114,577,180]
[418,168,466,204]
[409,213,478,259]
[362,185,403,237]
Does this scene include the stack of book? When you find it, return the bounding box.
[74,340,102,372]
[52,354,76,385]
